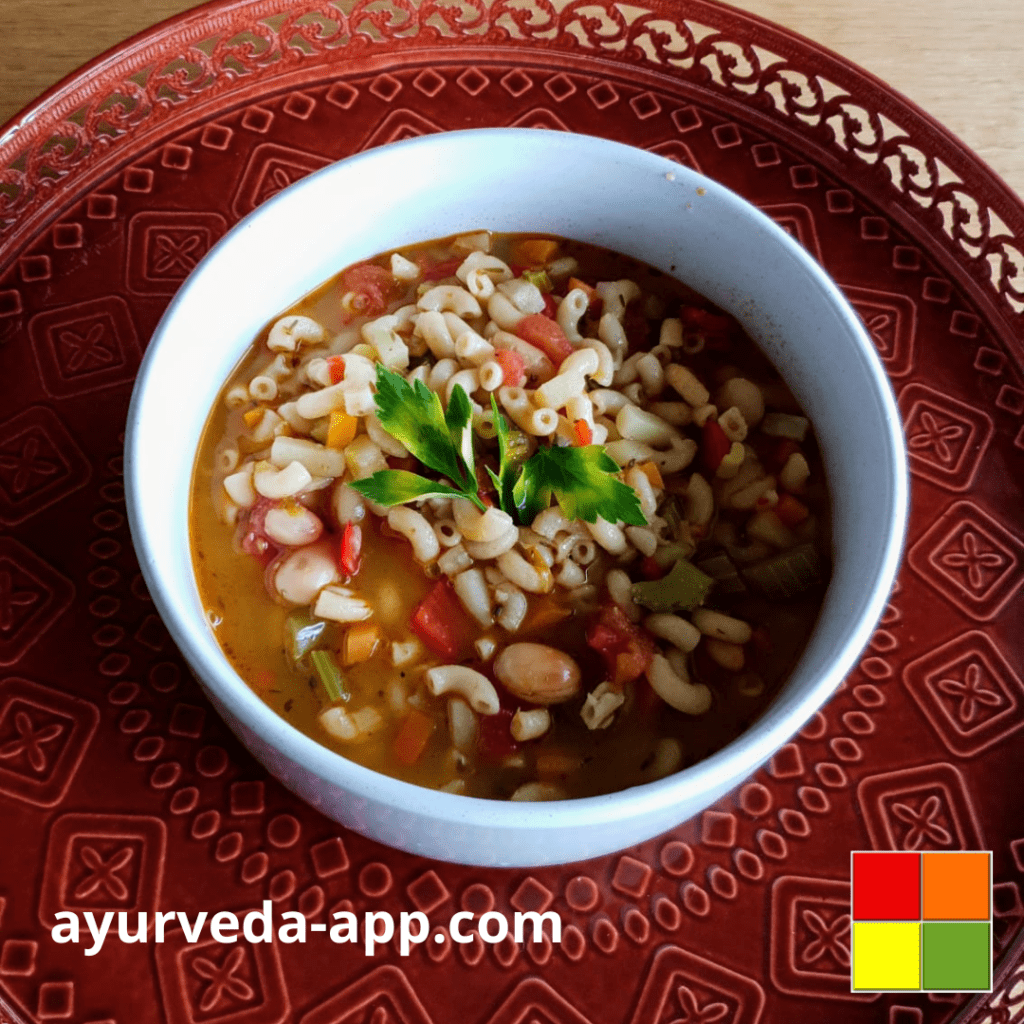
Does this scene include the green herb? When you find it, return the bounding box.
[522,269,552,293]
[350,365,486,511]
[512,443,646,527]
[354,365,645,529]
[486,395,531,517]
[310,649,348,703]
[631,558,714,612]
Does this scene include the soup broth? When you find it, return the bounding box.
[190,232,830,800]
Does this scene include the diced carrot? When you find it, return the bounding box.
[567,277,598,305]
[512,238,559,266]
[494,348,526,387]
[326,410,358,449]
[393,709,434,766]
[343,622,379,665]
[522,597,573,633]
[774,493,809,527]
[573,419,593,447]
[242,407,265,428]
[636,460,664,489]
[515,314,574,365]
[327,355,346,385]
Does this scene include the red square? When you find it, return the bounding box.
[852,851,921,920]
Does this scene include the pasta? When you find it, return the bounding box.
[190,232,831,800]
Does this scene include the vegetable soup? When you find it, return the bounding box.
[190,232,831,800]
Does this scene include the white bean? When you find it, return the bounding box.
[263,504,324,547]
[273,541,339,605]
[494,643,581,705]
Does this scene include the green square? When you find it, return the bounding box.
[922,922,991,991]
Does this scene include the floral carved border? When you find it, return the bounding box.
[1,0,1024,329]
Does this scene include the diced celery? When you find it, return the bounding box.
[742,544,822,600]
[522,269,552,293]
[631,559,714,612]
[696,552,747,595]
[285,611,328,663]
[310,650,348,703]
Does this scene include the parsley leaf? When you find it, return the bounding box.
[512,445,646,526]
[349,470,469,507]
[371,365,470,489]
[486,395,531,522]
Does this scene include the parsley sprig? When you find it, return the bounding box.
[351,365,645,527]
[350,366,486,511]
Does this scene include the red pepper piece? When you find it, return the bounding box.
[338,522,362,578]
[515,314,574,365]
[327,355,346,385]
[541,292,560,319]
[572,419,593,447]
[702,419,731,474]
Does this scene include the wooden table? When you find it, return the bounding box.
[3,0,1024,198]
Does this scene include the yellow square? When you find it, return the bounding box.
[853,921,921,990]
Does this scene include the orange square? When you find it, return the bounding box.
[922,852,990,920]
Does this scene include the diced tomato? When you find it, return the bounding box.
[765,437,801,473]
[410,579,477,661]
[341,263,396,317]
[702,419,731,474]
[338,522,362,578]
[681,305,734,336]
[418,256,462,281]
[494,348,526,387]
[478,707,519,761]
[586,603,656,686]
[774,493,809,527]
[640,556,667,581]
[515,314,574,365]
[542,293,560,319]
[572,419,593,447]
[327,355,346,385]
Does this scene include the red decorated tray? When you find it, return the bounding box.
[1,2,1022,1022]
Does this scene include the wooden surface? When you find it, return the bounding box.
[2,0,1024,198]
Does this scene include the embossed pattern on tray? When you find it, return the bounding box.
[0,2,1022,1023]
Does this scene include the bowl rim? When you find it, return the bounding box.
[125,127,909,843]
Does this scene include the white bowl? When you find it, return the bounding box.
[125,128,908,867]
